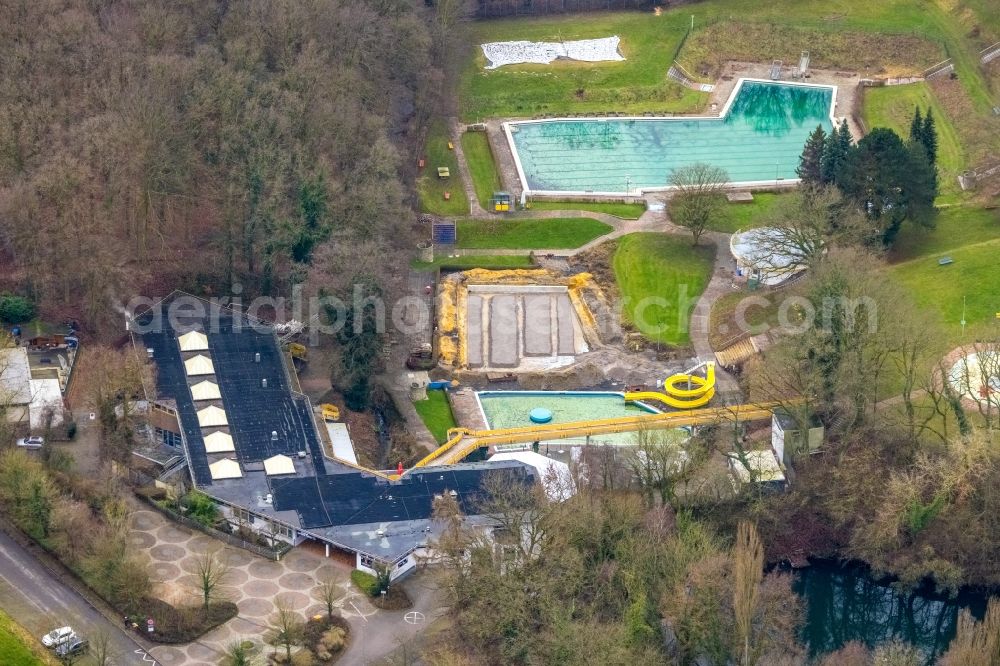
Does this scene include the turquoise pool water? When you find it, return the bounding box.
[507,80,835,193]
[478,391,686,446]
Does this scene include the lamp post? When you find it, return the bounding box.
[625,175,632,197]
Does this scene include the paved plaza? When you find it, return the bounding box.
[131,507,376,665]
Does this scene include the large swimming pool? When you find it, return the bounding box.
[478,390,687,446]
[505,79,836,195]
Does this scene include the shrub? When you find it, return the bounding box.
[291,652,315,666]
[181,490,219,526]
[0,294,35,324]
[350,569,380,596]
[320,627,346,652]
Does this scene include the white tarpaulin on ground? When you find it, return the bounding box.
[326,422,358,465]
[481,36,624,69]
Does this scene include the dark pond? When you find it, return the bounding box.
[793,560,992,664]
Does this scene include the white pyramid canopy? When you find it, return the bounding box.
[209,458,242,480]
[177,330,209,352]
[263,454,296,476]
[190,380,221,401]
[184,354,215,376]
[197,405,229,428]
[203,431,235,453]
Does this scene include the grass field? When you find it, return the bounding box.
[679,21,941,81]
[461,12,704,120]
[460,1,996,121]
[418,120,469,216]
[457,217,612,249]
[527,200,646,219]
[413,390,457,444]
[888,238,1000,332]
[412,255,535,270]
[460,131,502,208]
[861,83,965,198]
[706,193,786,233]
[0,610,54,666]
[889,206,1000,262]
[613,233,716,346]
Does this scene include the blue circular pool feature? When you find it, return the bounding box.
[529,407,553,424]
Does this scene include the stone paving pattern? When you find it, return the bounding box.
[132,506,376,666]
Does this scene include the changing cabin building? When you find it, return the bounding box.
[133,293,536,580]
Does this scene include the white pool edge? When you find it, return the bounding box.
[502,77,840,198]
[474,389,664,433]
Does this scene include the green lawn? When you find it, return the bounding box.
[613,233,716,346]
[527,200,646,219]
[862,82,966,197]
[889,206,1000,262]
[887,238,1000,332]
[412,255,536,270]
[460,131,502,208]
[414,389,458,444]
[0,610,53,666]
[460,2,995,120]
[418,120,469,216]
[457,217,612,249]
[706,192,786,233]
[461,12,705,121]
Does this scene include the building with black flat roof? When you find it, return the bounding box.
[133,292,535,579]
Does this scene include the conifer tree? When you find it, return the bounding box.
[909,107,924,146]
[797,125,826,186]
[820,125,842,185]
[922,108,938,165]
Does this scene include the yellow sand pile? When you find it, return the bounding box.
[462,268,558,285]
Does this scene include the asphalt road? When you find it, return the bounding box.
[0,528,157,665]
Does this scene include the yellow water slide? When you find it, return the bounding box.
[623,361,716,409]
[413,399,781,468]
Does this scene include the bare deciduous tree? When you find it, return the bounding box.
[733,522,763,666]
[669,163,730,245]
[194,548,231,611]
[314,575,342,620]
[269,595,305,662]
[733,185,868,280]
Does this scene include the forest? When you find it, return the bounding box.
[0,0,452,332]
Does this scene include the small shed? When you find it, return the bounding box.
[771,409,824,464]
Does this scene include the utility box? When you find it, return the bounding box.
[491,191,513,213]
[408,371,430,401]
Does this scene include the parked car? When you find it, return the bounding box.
[55,636,88,658]
[16,435,44,449]
[41,626,75,648]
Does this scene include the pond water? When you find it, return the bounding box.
[794,560,991,663]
